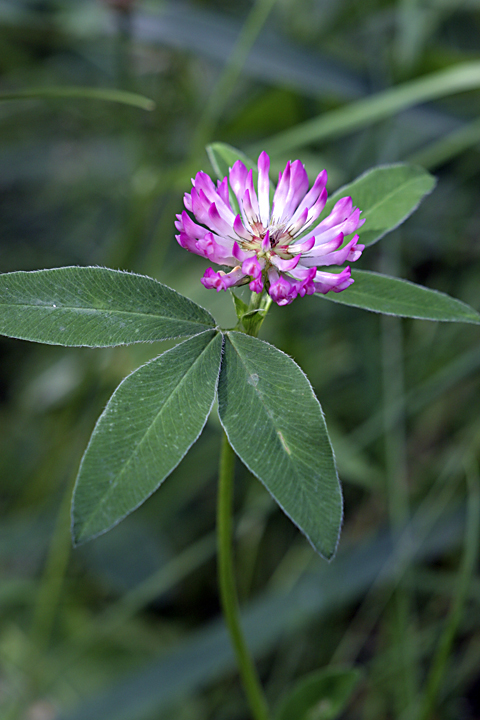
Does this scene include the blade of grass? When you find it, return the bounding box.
[414,456,480,720]
[330,420,480,669]
[345,341,480,457]
[0,87,155,110]
[191,0,279,155]
[60,499,469,720]
[128,5,366,100]
[406,116,480,169]
[7,482,73,719]
[380,240,417,715]
[251,62,480,155]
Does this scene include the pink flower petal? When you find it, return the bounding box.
[233,241,254,263]
[201,266,246,291]
[313,267,353,294]
[178,151,365,304]
[229,160,248,200]
[250,276,264,293]
[270,254,300,272]
[257,151,270,227]
[242,255,265,278]
[233,213,251,240]
[289,236,315,255]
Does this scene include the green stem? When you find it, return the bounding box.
[248,289,271,314]
[240,290,272,337]
[217,432,270,720]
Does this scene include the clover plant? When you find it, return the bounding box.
[1,143,478,720]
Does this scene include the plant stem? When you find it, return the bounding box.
[217,432,270,720]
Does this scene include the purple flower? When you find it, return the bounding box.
[175,152,365,306]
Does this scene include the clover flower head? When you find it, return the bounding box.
[175,152,365,306]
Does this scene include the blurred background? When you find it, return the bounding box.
[2,1,480,718]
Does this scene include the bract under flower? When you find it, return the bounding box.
[175,152,365,306]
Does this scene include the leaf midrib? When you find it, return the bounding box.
[358,175,427,225]
[0,300,213,326]
[326,172,427,228]
[227,335,305,480]
[79,332,219,537]
[315,169,430,247]
[226,335,337,551]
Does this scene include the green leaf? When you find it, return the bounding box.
[230,290,250,320]
[239,308,270,337]
[0,267,215,347]
[72,331,223,545]
[323,164,436,246]
[275,667,362,720]
[218,332,342,559]
[0,86,155,110]
[322,270,480,323]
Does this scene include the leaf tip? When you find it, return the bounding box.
[70,518,88,548]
